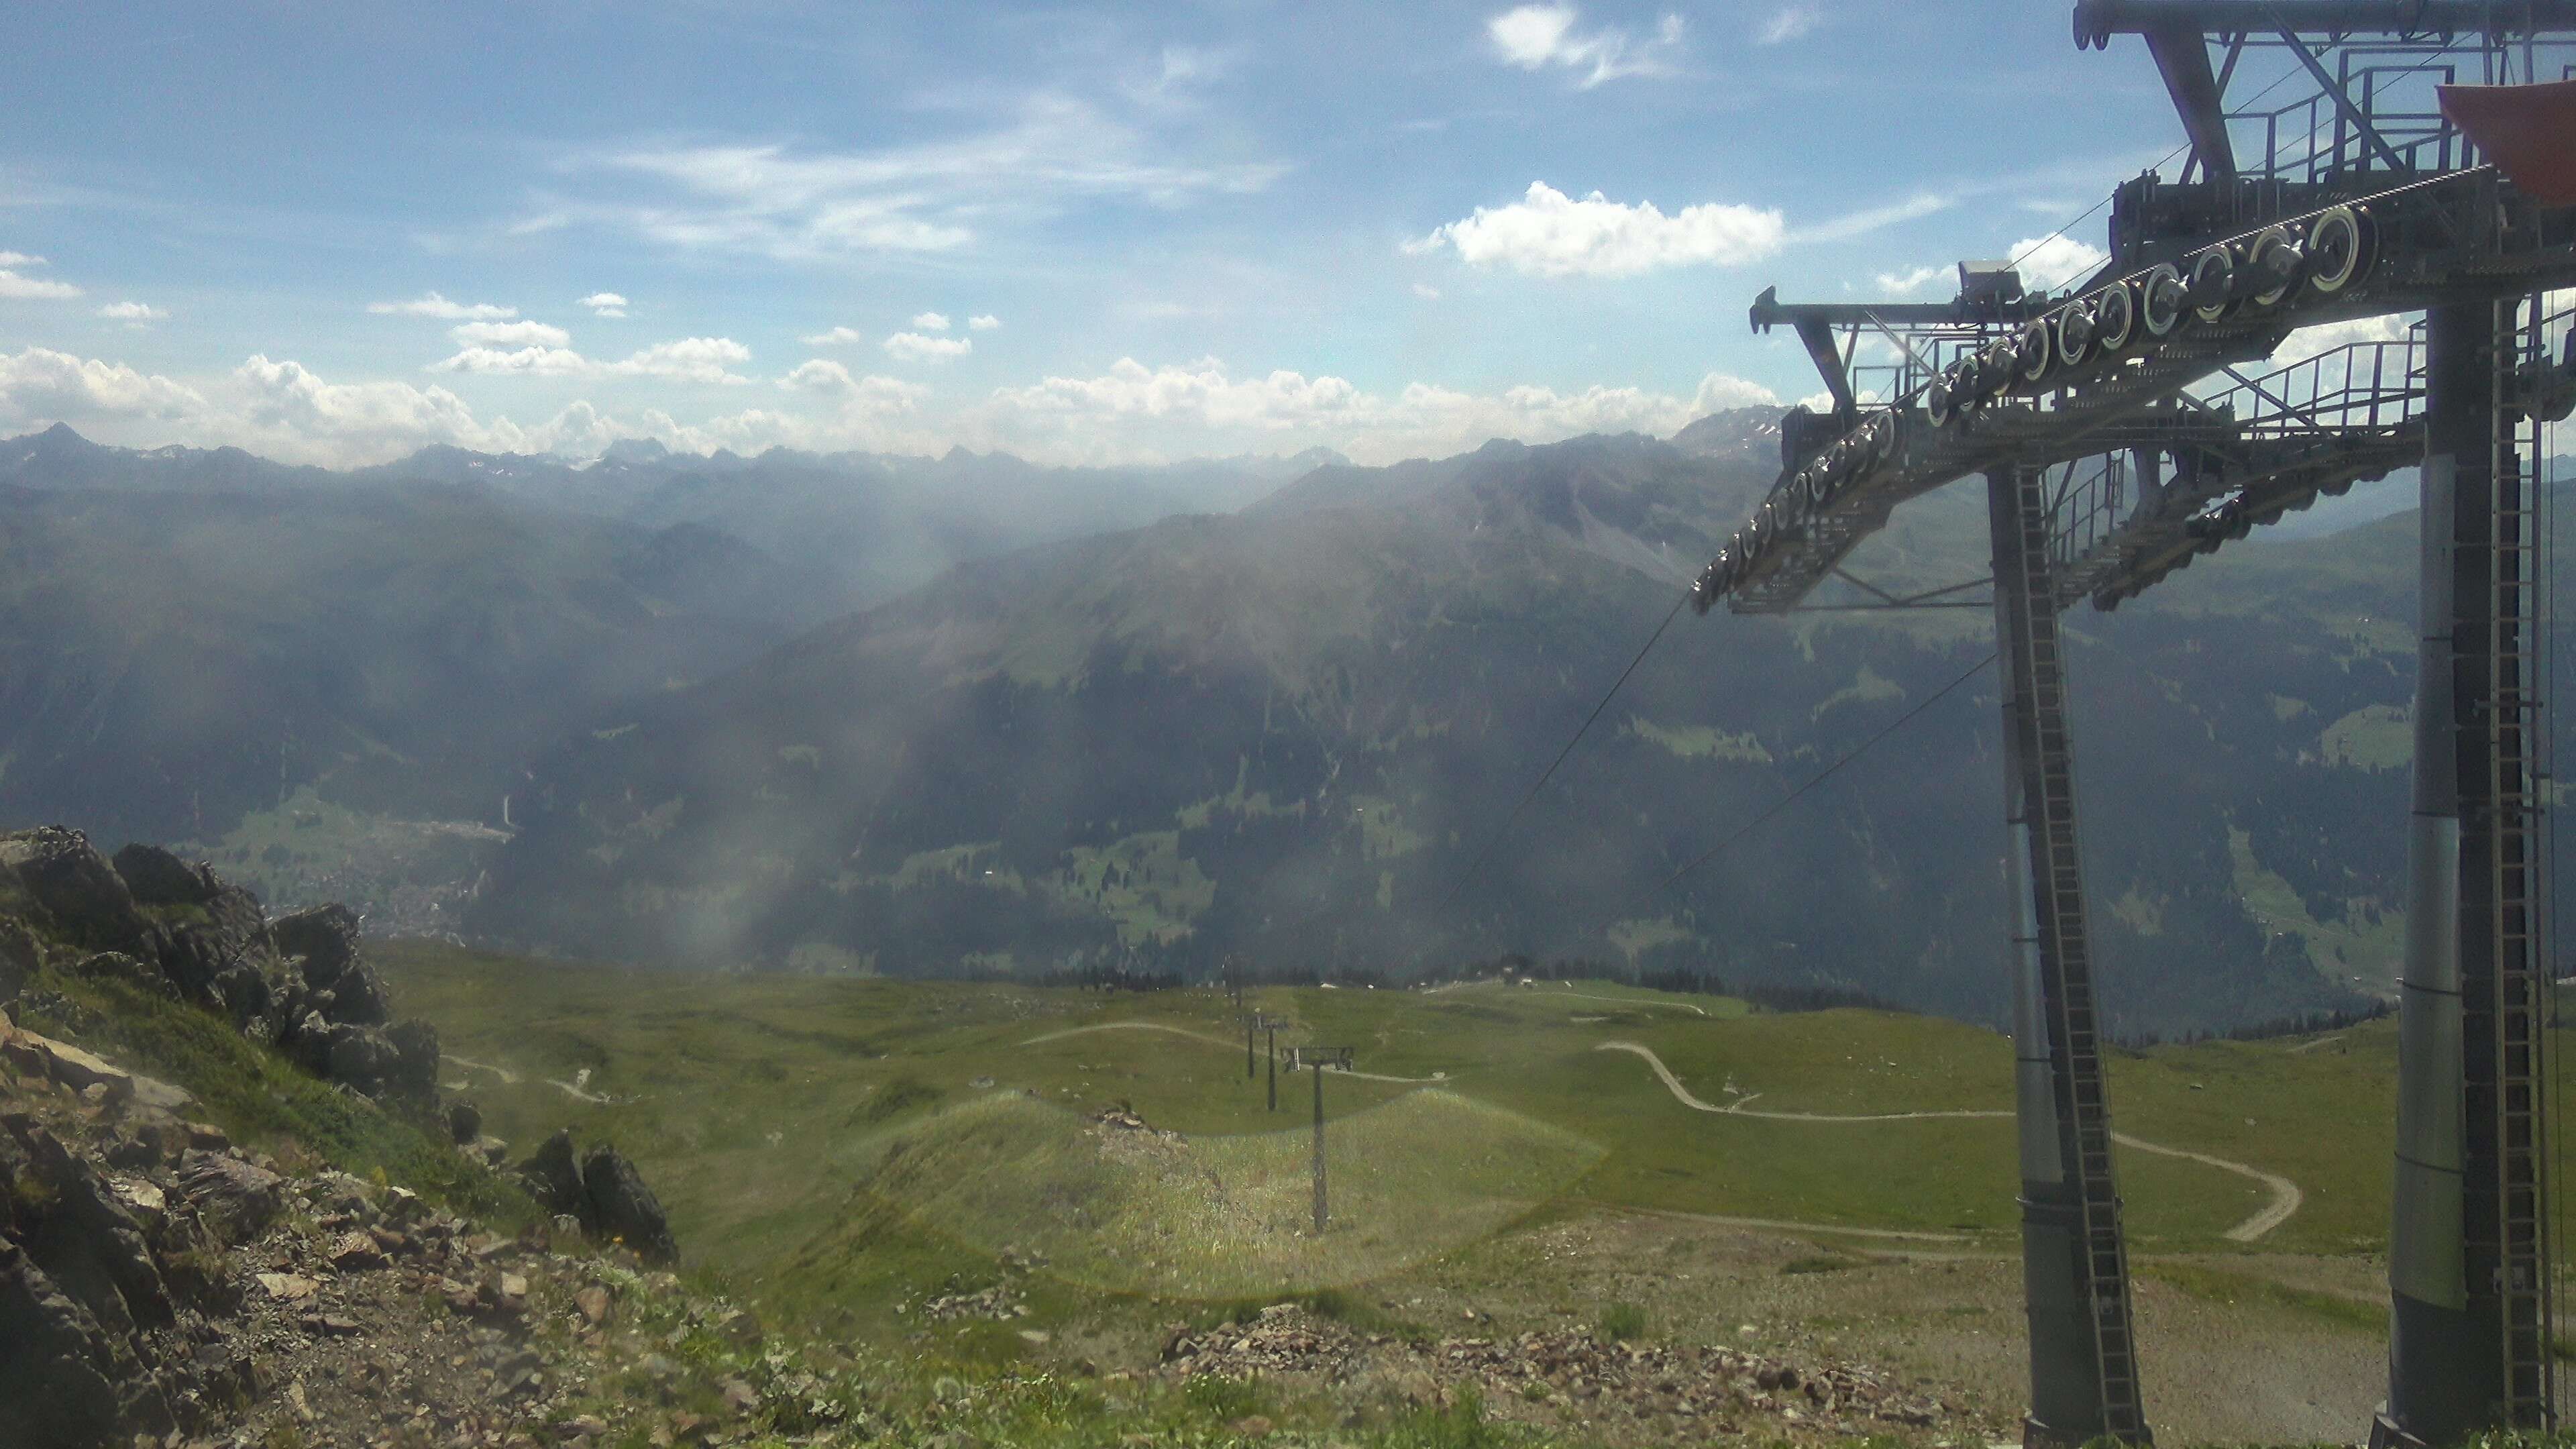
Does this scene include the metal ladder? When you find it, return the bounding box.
[2480,299,2554,1428]
[2006,467,2149,1442]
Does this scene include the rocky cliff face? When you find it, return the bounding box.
[0,824,686,1448]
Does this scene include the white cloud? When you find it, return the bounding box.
[0,252,44,268]
[576,291,629,317]
[0,267,82,301]
[2006,234,2110,293]
[1410,181,1784,278]
[368,291,517,321]
[0,346,204,423]
[801,326,866,347]
[911,311,952,332]
[609,337,755,383]
[433,345,594,378]
[2273,311,2419,367]
[449,319,572,349]
[97,301,168,325]
[1756,5,1819,44]
[1793,192,1953,244]
[883,332,973,363]
[968,314,1002,331]
[778,359,929,413]
[1487,5,1684,87]
[576,94,1289,260]
[1872,265,1948,296]
[0,346,934,466]
[432,336,754,384]
[979,356,1775,465]
[1413,283,1442,299]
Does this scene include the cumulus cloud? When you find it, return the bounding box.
[980,356,1775,465]
[0,262,83,300]
[883,332,973,363]
[1872,264,1948,296]
[1409,181,1784,278]
[801,326,866,347]
[968,314,1002,331]
[0,345,937,466]
[1488,5,1684,87]
[0,346,204,423]
[2273,311,2419,367]
[98,301,168,325]
[576,291,629,317]
[1756,5,1819,43]
[433,335,753,384]
[910,311,951,332]
[369,291,517,321]
[778,358,930,412]
[2006,234,2110,293]
[449,319,572,349]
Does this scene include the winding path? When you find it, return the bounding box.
[1595,1041,2304,1243]
[1020,1021,1452,1083]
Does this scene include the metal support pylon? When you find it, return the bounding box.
[1990,466,2150,1447]
[2380,299,2557,1446]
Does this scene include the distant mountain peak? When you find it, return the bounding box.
[600,437,669,465]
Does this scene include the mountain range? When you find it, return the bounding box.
[0,418,2545,1035]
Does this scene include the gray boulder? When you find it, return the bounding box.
[274,904,389,1026]
[580,1144,679,1265]
[322,1023,400,1091]
[174,1152,283,1246]
[0,1115,178,1443]
[109,844,219,907]
[447,1099,482,1145]
[69,951,178,1001]
[517,1129,586,1218]
[0,1240,125,1449]
[386,1019,441,1098]
[0,827,152,956]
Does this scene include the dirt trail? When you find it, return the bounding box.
[1019,1021,1451,1083]
[1596,1041,2303,1243]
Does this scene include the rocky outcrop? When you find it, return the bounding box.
[109,844,221,908]
[275,904,390,1028]
[515,1130,678,1265]
[580,1144,679,1266]
[7,829,451,1102]
[0,1112,178,1445]
[0,827,153,957]
[517,1130,586,1218]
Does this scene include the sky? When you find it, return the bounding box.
[0,3,2258,468]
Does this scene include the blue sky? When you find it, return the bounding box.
[0,2,2205,466]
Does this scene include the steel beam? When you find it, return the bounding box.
[2077,1,2576,45]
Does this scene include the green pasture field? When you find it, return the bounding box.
[378,948,2480,1304]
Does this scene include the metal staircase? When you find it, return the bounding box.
[1996,465,2150,1443]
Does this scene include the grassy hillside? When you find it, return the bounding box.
[384,945,2517,1441]
[381,944,2461,1287]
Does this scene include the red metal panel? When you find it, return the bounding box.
[2440,80,2576,207]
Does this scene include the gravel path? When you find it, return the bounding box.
[1596,1040,2304,1242]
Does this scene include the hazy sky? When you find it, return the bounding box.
[1,3,2246,466]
